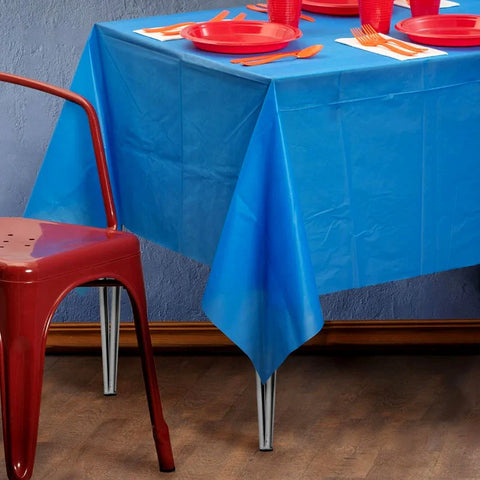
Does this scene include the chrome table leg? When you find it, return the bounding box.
[256,370,277,451]
[99,285,121,395]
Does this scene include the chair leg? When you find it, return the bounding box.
[99,285,121,395]
[0,285,53,480]
[125,270,175,472]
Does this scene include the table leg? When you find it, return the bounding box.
[256,370,277,451]
[99,285,121,395]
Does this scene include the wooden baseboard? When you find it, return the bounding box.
[46,319,480,354]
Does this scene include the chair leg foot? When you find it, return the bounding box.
[0,315,49,480]
[126,271,175,472]
[155,423,176,472]
[134,313,175,471]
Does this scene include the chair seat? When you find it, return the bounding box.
[0,217,139,282]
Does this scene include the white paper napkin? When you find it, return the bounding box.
[134,28,184,41]
[394,0,459,8]
[336,36,447,60]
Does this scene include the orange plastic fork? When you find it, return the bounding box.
[351,27,416,56]
[161,12,247,36]
[144,10,230,34]
[144,22,195,33]
[246,4,315,21]
[257,2,316,21]
[361,24,428,53]
[208,10,231,22]
[232,12,248,21]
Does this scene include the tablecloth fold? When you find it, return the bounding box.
[202,83,324,383]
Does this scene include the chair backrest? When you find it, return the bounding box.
[0,72,118,230]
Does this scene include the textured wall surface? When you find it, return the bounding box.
[2,0,480,323]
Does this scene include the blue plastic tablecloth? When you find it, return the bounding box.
[26,2,480,382]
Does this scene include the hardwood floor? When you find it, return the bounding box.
[2,353,480,479]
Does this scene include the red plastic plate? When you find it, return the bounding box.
[395,14,480,46]
[302,0,358,16]
[180,20,302,54]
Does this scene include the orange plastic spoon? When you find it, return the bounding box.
[241,44,323,66]
[231,49,302,64]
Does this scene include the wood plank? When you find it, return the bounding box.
[46,319,480,353]
[14,353,480,479]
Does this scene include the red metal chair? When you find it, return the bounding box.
[0,72,175,479]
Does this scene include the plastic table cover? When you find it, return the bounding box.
[26,1,480,383]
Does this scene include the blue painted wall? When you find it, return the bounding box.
[2,0,480,323]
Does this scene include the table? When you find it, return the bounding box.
[26,1,480,450]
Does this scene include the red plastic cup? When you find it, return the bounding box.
[409,0,440,16]
[267,0,303,28]
[358,0,394,33]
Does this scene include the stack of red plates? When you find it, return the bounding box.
[395,14,480,46]
[180,20,302,53]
